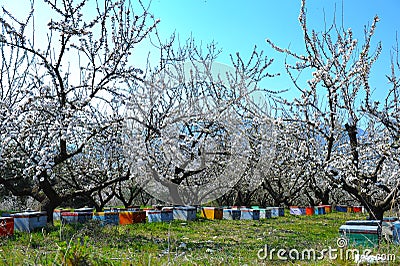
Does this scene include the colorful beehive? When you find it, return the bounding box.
[118,211,146,225]
[53,209,71,221]
[305,207,314,216]
[61,212,92,224]
[11,211,47,232]
[92,212,119,226]
[335,205,348,212]
[352,206,363,213]
[314,206,326,215]
[222,209,241,220]
[147,210,173,223]
[267,207,284,217]
[200,207,223,220]
[240,209,260,220]
[320,205,332,213]
[339,224,380,247]
[172,206,197,221]
[289,206,305,215]
[0,217,14,236]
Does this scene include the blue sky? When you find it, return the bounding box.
[3,0,400,101]
[147,0,400,100]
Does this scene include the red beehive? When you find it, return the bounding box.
[0,217,14,236]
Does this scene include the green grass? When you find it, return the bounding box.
[0,212,399,265]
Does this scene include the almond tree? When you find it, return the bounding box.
[0,0,159,222]
[267,0,397,220]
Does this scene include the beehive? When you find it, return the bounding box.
[289,206,305,215]
[339,224,380,247]
[118,211,146,225]
[335,205,348,212]
[267,207,284,217]
[240,209,260,220]
[257,208,271,219]
[172,206,197,221]
[12,211,47,232]
[92,212,119,226]
[147,210,173,223]
[314,206,325,215]
[200,207,223,220]
[0,217,14,236]
[305,207,314,216]
[320,205,332,213]
[53,209,70,221]
[61,212,92,224]
[222,209,241,220]
[352,206,363,213]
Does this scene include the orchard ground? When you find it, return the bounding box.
[0,211,399,265]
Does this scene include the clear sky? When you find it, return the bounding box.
[146,0,400,100]
[3,0,400,101]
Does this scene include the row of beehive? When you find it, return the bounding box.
[0,206,285,236]
[201,206,285,220]
[335,205,365,213]
[339,217,400,247]
[289,205,365,216]
[289,205,331,215]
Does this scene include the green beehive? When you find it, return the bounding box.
[339,225,380,247]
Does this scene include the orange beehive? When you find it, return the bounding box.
[200,207,223,220]
[305,207,314,216]
[119,211,146,225]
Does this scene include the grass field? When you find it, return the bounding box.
[0,211,399,265]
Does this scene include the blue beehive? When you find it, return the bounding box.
[240,209,260,220]
[314,206,326,215]
[171,206,197,221]
[92,212,119,226]
[11,211,47,232]
[147,210,173,222]
[267,207,284,217]
[335,205,348,212]
[223,209,241,220]
[61,212,92,224]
